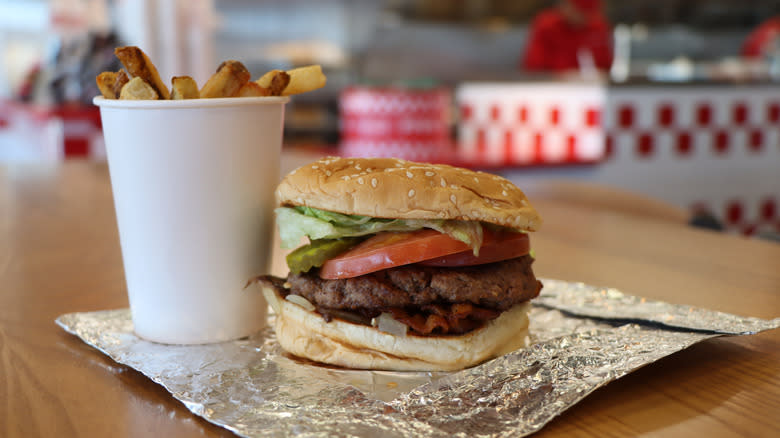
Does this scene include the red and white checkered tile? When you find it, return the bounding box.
[466,83,780,236]
[456,83,607,165]
[339,87,454,162]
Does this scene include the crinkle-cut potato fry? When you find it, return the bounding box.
[114,46,170,99]
[120,77,159,100]
[282,65,326,96]
[200,60,251,98]
[96,70,130,99]
[171,76,200,99]
[236,81,270,97]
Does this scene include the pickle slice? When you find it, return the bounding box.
[286,237,364,274]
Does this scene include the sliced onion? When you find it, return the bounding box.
[285,294,315,312]
[324,309,371,326]
[373,312,408,337]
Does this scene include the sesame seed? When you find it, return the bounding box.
[342,175,350,181]
[450,194,457,204]
[358,177,364,184]
[474,177,479,183]
[408,189,415,197]
[290,168,297,175]
[355,164,361,170]
[450,184,459,189]
[366,168,373,172]
[425,171,435,177]
[406,171,413,179]
[325,170,332,176]
[311,165,319,169]
[440,178,446,187]
[371,178,377,187]
[502,190,508,196]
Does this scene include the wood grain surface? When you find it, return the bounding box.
[1,159,778,438]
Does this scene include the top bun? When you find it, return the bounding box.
[276,157,541,231]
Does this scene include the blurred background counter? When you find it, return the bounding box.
[1,0,778,237]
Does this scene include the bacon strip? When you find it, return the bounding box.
[387,303,501,335]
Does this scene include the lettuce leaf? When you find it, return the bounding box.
[276,206,484,254]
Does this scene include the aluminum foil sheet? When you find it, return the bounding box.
[56,279,779,437]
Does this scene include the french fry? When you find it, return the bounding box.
[113,70,130,98]
[268,71,291,96]
[95,70,129,99]
[170,76,199,99]
[96,71,118,98]
[200,60,251,98]
[97,48,327,100]
[255,69,281,88]
[119,77,159,100]
[114,46,170,99]
[236,81,270,97]
[282,65,326,96]
[254,69,290,96]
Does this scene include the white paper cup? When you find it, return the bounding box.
[94,96,288,344]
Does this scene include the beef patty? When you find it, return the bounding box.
[286,255,542,312]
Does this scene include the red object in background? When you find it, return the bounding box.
[733,103,748,125]
[768,102,780,122]
[713,131,730,155]
[52,105,102,157]
[676,132,692,156]
[550,107,561,125]
[741,16,780,58]
[618,105,634,128]
[0,100,102,158]
[658,104,675,127]
[637,133,654,157]
[585,107,600,127]
[339,86,452,163]
[696,103,712,126]
[460,104,472,121]
[749,129,764,152]
[521,4,613,72]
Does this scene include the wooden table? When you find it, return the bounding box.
[2,159,778,437]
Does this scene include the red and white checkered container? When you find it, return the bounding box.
[484,82,780,237]
[456,83,607,166]
[602,85,780,236]
[339,86,454,163]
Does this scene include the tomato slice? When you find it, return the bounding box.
[418,231,529,267]
[318,228,530,279]
[319,229,470,279]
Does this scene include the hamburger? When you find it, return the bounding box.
[251,156,542,371]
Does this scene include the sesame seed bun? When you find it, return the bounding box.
[276,157,542,231]
[261,283,530,371]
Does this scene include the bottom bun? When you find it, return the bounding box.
[262,284,531,371]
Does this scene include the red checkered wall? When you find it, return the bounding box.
[339,87,453,162]
[603,86,780,236]
[456,83,606,166]
[459,83,780,236]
